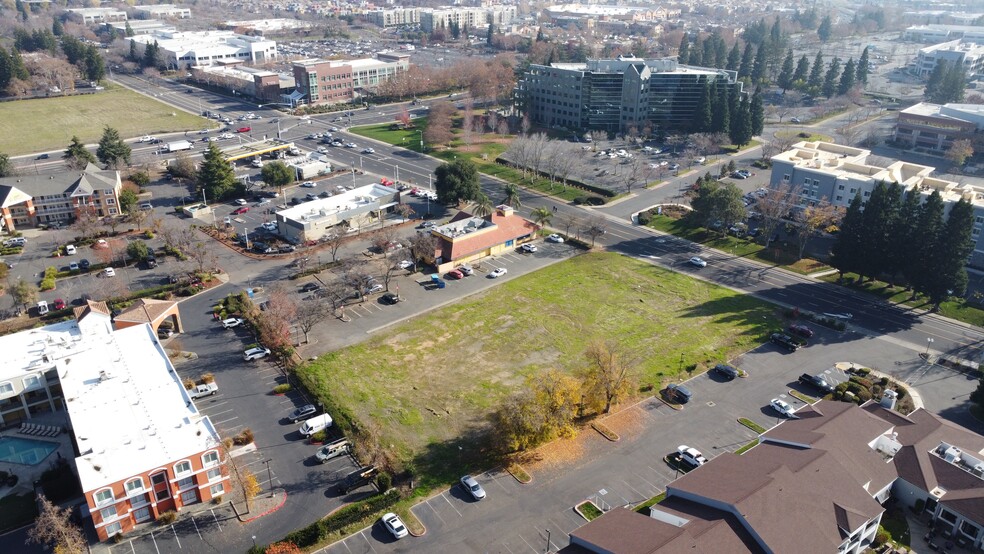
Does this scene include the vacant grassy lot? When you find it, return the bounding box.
[297,252,778,489]
[0,83,205,155]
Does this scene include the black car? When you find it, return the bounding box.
[145,254,157,268]
[252,242,269,253]
[712,364,739,380]
[667,383,693,404]
[770,332,800,352]
[35,153,49,160]
[799,373,834,393]
[788,324,814,338]
[79,259,91,271]
[381,292,400,304]
[300,282,321,293]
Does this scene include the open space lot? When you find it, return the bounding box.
[0,83,206,155]
[297,252,779,489]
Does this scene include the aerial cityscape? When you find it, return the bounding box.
[1,0,984,553]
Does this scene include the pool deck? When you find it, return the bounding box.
[0,416,74,498]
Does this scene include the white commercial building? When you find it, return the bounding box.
[914,40,984,79]
[276,184,401,243]
[420,6,516,33]
[904,24,984,43]
[223,19,313,33]
[128,30,277,69]
[133,4,191,19]
[67,7,127,24]
[347,52,411,89]
[543,4,672,23]
[108,20,177,36]
[366,8,420,28]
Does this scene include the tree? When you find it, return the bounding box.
[197,142,237,201]
[408,231,437,267]
[777,50,795,91]
[490,369,582,452]
[142,40,162,70]
[729,96,753,147]
[750,88,765,136]
[486,23,494,46]
[470,192,494,218]
[738,42,754,79]
[0,152,14,177]
[96,126,131,168]
[530,207,552,230]
[807,52,825,92]
[502,183,522,209]
[694,80,713,132]
[118,187,138,214]
[756,185,796,246]
[925,198,975,308]
[260,161,295,191]
[924,60,948,102]
[582,340,635,414]
[838,58,857,95]
[10,279,38,312]
[64,135,96,169]
[945,139,974,166]
[677,34,690,65]
[829,193,864,280]
[822,57,841,98]
[888,185,920,286]
[582,216,608,246]
[939,63,967,104]
[126,240,150,261]
[725,43,741,71]
[711,81,730,134]
[794,200,840,259]
[856,47,870,84]
[910,190,945,298]
[750,44,767,84]
[295,300,332,344]
[817,15,833,42]
[434,158,480,205]
[28,495,86,552]
[422,100,455,147]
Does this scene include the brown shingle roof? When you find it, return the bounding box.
[113,298,177,324]
[569,507,681,554]
[73,299,111,321]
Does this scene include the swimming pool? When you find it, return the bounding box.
[0,436,59,465]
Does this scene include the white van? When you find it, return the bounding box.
[65,245,77,255]
[37,301,49,315]
[299,413,333,437]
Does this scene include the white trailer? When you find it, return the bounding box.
[166,140,194,153]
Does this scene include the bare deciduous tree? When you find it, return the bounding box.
[582,216,608,246]
[28,495,86,553]
[294,299,332,344]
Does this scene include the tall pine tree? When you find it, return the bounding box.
[822,57,841,97]
[738,42,754,79]
[831,192,866,280]
[857,182,895,281]
[817,15,833,42]
[856,47,870,84]
[96,126,131,168]
[750,88,764,136]
[927,198,975,308]
[678,34,690,64]
[807,52,825,92]
[793,54,811,85]
[910,190,945,299]
[838,58,857,95]
[729,96,753,146]
[711,81,731,134]
[197,142,237,200]
[726,43,741,71]
[694,80,713,132]
[894,188,922,287]
[751,44,767,83]
[924,60,948,102]
[777,50,795,91]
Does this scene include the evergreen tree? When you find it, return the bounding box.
[938,63,967,103]
[52,18,63,36]
[822,57,841,97]
[694,80,713,132]
[486,24,494,46]
[894,188,922,286]
[0,152,13,177]
[830,192,865,279]
[738,42,754,79]
[10,48,28,81]
[16,0,28,21]
[838,58,857,94]
[927,198,975,308]
[63,136,96,168]
[677,34,689,63]
[807,52,825,92]
[793,54,811,85]
[857,182,894,280]
[751,44,767,83]
[197,142,237,201]
[0,47,11,91]
[924,60,948,101]
[750,88,764,136]
[142,40,161,69]
[84,46,105,81]
[817,15,833,42]
[688,41,702,66]
[726,43,741,71]
[856,47,870,84]
[777,50,795,91]
[711,81,731,134]
[729,96,753,146]
[125,21,135,37]
[96,126,131,168]
[129,40,138,63]
[910,190,945,298]
[714,35,728,68]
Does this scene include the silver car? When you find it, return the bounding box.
[460,475,486,500]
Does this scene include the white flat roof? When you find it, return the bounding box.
[5,318,222,493]
[277,183,395,221]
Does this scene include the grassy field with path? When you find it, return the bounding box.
[296,252,779,491]
[0,83,206,155]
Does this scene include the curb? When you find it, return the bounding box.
[238,488,287,522]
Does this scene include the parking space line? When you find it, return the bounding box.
[211,416,240,427]
[191,514,203,541]
[519,533,539,553]
[209,508,223,531]
[500,541,517,553]
[621,479,649,504]
[340,537,354,553]
[169,524,181,548]
[441,492,462,517]
[421,498,447,525]
[633,472,659,495]
[547,515,576,535]
[359,531,378,554]
[202,408,234,418]
[150,530,161,554]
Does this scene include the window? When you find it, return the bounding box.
[100,505,117,520]
[94,488,114,507]
[133,506,151,522]
[203,451,219,466]
[106,198,115,205]
[180,489,199,506]
[207,468,222,481]
[836,195,843,201]
[103,190,112,196]
[838,185,845,190]
[209,483,225,496]
[782,174,790,182]
[104,521,122,537]
[125,478,144,495]
[813,180,820,187]
[174,460,192,475]
[0,382,13,394]
[22,375,40,390]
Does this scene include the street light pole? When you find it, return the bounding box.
[925,337,934,355]
[263,458,273,494]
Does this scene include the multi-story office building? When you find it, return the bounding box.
[519,56,740,133]
[770,141,984,268]
[0,163,122,231]
[292,53,409,106]
[66,7,127,25]
[894,102,984,151]
[128,30,277,69]
[914,40,984,79]
[133,4,191,19]
[904,24,984,43]
[420,6,516,33]
[366,8,419,28]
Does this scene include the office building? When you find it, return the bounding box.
[894,102,984,151]
[128,30,277,69]
[66,7,127,25]
[904,24,984,43]
[914,40,984,79]
[292,53,409,106]
[133,4,191,19]
[770,141,984,268]
[275,184,400,243]
[0,163,122,231]
[520,56,741,133]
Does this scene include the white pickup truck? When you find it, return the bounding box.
[188,382,218,399]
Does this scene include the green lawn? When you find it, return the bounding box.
[296,253,779,492]
[0,82,207,155]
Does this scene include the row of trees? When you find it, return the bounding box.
[831,182,975,308]
[60,126,131,170]
[692,82,765,145]
[924,60,968,105]
[776,48,869,99]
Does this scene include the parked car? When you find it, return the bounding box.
[243,346,271,361]
[446,269,464,280]
[790,117,802,123]
[232,206,249,215]
[520,243,538,253]
[381,292,400,304]
[300,181,315,188]
[689,256,707,268]
[221,317,244,329]
[287,404,317,423]
[381,513,409,539]
[235,198,248,206]
[457,264,474,276]
[546,234,565,243]
[397,259,414,270]
[712,363,739,380]
[102,267,116,277]
[53,299,66,310]
[364,283,384,295]
[300,282,321,293]
[770,398,797,418]
[460,475,486,500]
[788,324,814,338]
[79,258,90,270]
[666,383,693,404]
[69,262,79,272]
[731,172,749,179]
[770,332,800,352]
[799,373,835,393]
[677,445,707,467]
[488,267,507,278]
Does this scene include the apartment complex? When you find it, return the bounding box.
[128,30,277,69]
[0,163,121,231]
[0,302,227,542]
[543,4,675,23]
[292,53,409,106]
[914,40,984,79]
[519,56,741,133]
[366,7,419,28]
[565,399,984,553]
[894,102,984,151]
[133,4,191,19]
[420,6,516,33]
[769,141,984,268]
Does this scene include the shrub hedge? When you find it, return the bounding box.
[279,490,400,548]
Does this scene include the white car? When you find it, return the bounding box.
[222,317,244,329]
[460,475,486,500]
[457,264,474,276]
[235,199,248,206]
[301,181,316,188]
[397,259,414,270]
[250,158,263,168]
[770,398,797,418]
[243,347,271,361]
[381,513,408,539]
[261,222,277,231]
[102,267,116,277]
[361,147,375,154]
[488,267,507,278]
[139,135,155,143]
[546,234,564,243]
[695,156,706,164]
[520,243,537,253]
[689,256,707,268]
[677,445,707,467]
[198,129,209,134]
[345,142,357,148]
[219,133,234,139]
[364,283,384,295]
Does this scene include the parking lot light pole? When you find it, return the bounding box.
[925,337,934,356]
[545,529,551,553]
[263,458,273,494]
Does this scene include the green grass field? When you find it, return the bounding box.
[296,252,778,490]
[0,83,206,156]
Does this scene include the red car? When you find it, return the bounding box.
[232,206,250,215]
[53,299,66,310]
[788,324,814,338]
[445,269,463,280]
[237,126,251,133]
